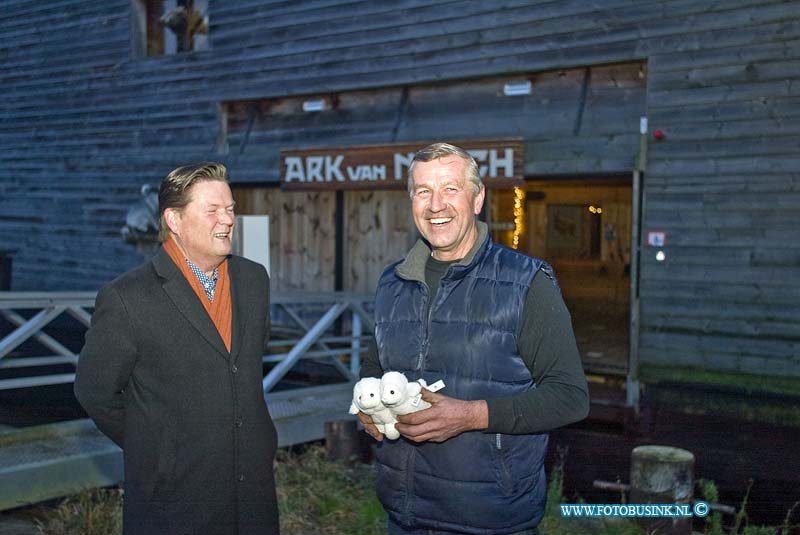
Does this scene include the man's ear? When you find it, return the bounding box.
[473,185,486,215]
[164,208,181,235]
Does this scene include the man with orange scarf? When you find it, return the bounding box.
[75,163,278,535]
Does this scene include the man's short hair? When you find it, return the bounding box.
[158,162,228,241]
[407,142,482,199]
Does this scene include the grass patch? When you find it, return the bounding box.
[695,478,799,535]
[275,444,386,535]
[540,450,640,535]
[33,488,123,535]
[29,444,797,535]
[31,444,385,535]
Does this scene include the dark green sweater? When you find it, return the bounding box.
[361,255,589,434]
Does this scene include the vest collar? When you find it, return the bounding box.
[395,220,490,282]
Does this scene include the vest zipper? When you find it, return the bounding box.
[418,304,435,370]
[416,283,432,371]
[410,281,430,521]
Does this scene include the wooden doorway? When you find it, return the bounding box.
[490,178,632,375]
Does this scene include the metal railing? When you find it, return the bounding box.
[0,290,373,511]
[264,290,374,393]
[0,292,94,390]
[0,290,374,394]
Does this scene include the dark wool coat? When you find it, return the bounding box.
[75,248,279,535]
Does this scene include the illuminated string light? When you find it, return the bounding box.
[512,186,525,249]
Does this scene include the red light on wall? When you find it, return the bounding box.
[653,129,665,141]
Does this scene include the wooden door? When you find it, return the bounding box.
[343,190,414,294]
[232,187,336,291]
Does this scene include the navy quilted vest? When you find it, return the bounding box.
[374,233,551,534]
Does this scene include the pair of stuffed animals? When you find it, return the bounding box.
[348,371,432,440]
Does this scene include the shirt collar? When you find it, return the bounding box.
[186,258,218,301]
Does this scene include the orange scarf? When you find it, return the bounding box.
[163,237,232,352]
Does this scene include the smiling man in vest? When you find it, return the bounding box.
[358,143,590,535]
[75,163,279,535]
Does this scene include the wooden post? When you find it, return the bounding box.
[325,419,370,464]
[629,445,694,535]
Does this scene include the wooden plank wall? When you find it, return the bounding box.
[232,187,335,291]
[344,190,415,294]
[232,187,413,293]
[224,64,645,181]
[0,1,798,375]
[639,6,800,377]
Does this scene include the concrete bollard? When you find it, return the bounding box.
[629,445,695,535]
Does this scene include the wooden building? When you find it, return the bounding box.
[1,1,798,387]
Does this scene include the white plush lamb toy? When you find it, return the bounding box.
[349,377,400,440]
[380,371,432,417]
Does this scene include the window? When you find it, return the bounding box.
[132,0,209,58]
